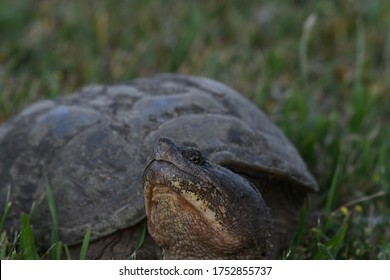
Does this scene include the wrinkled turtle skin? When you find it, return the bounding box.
[0,74,318,259]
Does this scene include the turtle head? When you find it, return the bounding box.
[143,137,272,259]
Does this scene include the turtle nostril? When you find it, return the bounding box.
[157,137,176,147]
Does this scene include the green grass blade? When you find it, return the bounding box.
[45,178,60,259]
[63,244,72,260]
[0,231,8,259]
[315,222,348,259]
[299,13,317,83]
[326,223,348,252]
[20,214,39,260]
[325,163,340,213]
[293,206,308,247]
[79,227,91,260]
[129,221,147,260]
[134,221,146,251]
[55,241,63,260]
[0,202,12,234]
[0,184,12,233]
[315,243,335,260]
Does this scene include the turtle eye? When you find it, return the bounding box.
[189,152,202,165]
[183,148,205,165]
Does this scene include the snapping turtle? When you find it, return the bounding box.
[0,74,317,259]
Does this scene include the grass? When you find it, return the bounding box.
[129,221,147,260]
[79,228,91,260]
[0,0,389,259]
[45,178,60,259]
[0,181,91,260]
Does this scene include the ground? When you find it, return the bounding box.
[0,0,389,259]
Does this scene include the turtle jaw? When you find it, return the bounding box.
[143,160,239,259]
[143,158,271,260]
[143,159,224,236]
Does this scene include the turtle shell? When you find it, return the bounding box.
[0,74,317,247]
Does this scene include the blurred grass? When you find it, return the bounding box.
[0,0,389,259]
